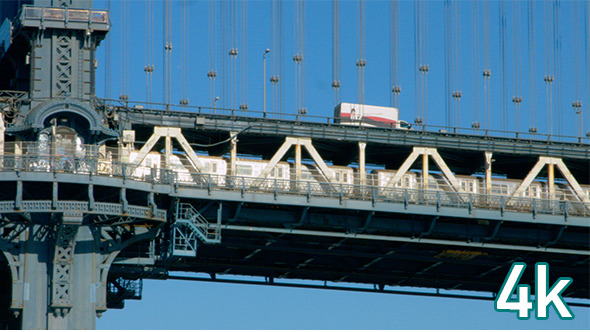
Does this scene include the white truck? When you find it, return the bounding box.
[334,102,412,129]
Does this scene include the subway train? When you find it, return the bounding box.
[126,150,590,203]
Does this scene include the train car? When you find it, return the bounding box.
[331,165,355,194]
[129,151,162,181]
[233,158,290,190]
[371,169,418,199]
[171,154,227,186]
[291,164,355,194]
[541,181,590,203]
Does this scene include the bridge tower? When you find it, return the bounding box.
[0,1,156,329]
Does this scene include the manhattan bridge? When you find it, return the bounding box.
[0,0,589,329]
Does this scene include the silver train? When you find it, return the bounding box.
[128,151,590,203]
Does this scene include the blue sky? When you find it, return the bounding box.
[93,0,589,329]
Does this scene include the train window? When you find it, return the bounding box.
[527,185,539,198]
[237,164,253,176]
[335,172,340,182]
[343,173,348,183]
[301,172,313,180]
[492,184,508,195]
[270,168,275,177]
[212,162,218,173]
[404,175,411,188]
[278,167,284,178]
[461,180,475,193]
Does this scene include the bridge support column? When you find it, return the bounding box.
[295,143,302,181]
[230,132,238,177]
[3,214,111,329]
[485,152,493,196]
[422,153,429,190]
[358,142,366,186]
[548,163,555,200]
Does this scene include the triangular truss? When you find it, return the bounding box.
[130,126,204,173]
[509,156,589,203]
[384,147,463,193]
[252,137,337,188]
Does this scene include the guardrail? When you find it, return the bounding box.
[100,98,590,144]
[21,6,109,24]
[0,153,588,218]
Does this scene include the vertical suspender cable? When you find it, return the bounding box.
[357,0,366,106]
[180,0,189,107]
[483,1,491,131]
[571,1,584,138]
[414,1,429,128]
[585,1,589,137]
[145,0,153,104]
[444,0,450,128]
[512,1,521,133]
[228,0,236,110]
[500,0,507,133]
[423,1,429,126]
[240,1,248,111]
[453,1,460,129]
[163,0,172,107]
[471,1,479,130]
[120,0,128,101]
[271,0,283,115]
[544,1,554,136]
[332,0,341,106]
[390,0,400,108]
[207,0,217,107]
[221,0,226,108]
[271,0,284,115]
[528,0,536,133]
[293,0,305,116]
[279,0,284,115]
[414,1,419,125]
[553,0,562,136]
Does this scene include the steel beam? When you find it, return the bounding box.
[485,152,493,196]
[221,224,589,256]
[118,108,590,160]
[253,137,336,187]
[385,147,463,193]
[359,142,366,186]
[229,132,238,177]
[131,126,204,173]
[510,157,589,203]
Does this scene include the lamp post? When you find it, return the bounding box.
[213,96,220,109]
[263,49,270,117]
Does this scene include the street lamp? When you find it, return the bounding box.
[213,96,220,109]
[263,48,270,117]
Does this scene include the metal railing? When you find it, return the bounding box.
[0,152,588,219]
[101,98,590,144]
[20,5,109,24]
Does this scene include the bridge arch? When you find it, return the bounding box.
[24,98,118,143]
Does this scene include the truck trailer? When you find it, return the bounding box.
[334,102,412,129]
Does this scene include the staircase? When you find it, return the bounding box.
[172,202,221,257]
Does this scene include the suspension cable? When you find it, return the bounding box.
[357,0,366,106]
[528,0,536,133]
[332,0,341,106]
[512,1,521,133]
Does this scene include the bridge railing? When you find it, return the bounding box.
[100,98,590,144]
[1,151,587,219]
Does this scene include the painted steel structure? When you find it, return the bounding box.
[0,0,588,329]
